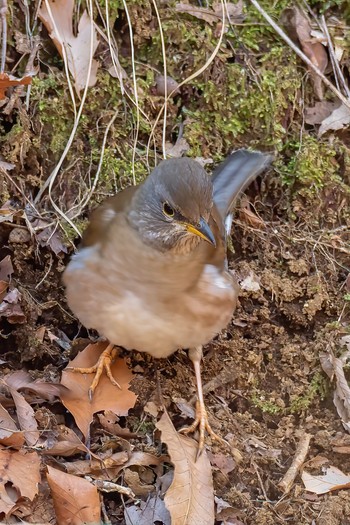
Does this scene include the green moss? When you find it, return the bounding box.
[289,372,328,413]
[251,392,283,415]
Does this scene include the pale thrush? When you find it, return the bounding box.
[63,149,272,452]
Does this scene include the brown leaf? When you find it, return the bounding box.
[7,389,39,447]
[63,450,129,476]
[46,466,100,525]
[97,411,137,438]
[305,101,341,125]
[0,255,14,281]
[282,7,328,99]
[0,72,33,100]
[60,342,137,437]
[0,403,25,448]
[175,1,243,25]
[38,0,99,95]
[5,370,66,402]
[0,448,40,516]
[156,411,215,525]
[0,288,26,324]
[0,281,7,302]
[41,425,90,457]
[208,451,235,475]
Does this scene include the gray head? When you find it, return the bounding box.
[127,157,215,253]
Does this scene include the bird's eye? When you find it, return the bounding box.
[162,202,174,217]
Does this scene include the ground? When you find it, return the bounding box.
[0,0,350,524]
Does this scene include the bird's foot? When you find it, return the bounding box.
[179,400,227,458]
[66,343,121,400]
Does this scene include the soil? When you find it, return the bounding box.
[1,1,350,524]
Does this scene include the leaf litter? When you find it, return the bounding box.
[60,341,137,437]
[156,410,215,525]
[38,0,99,95]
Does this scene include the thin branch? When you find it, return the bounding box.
[278,432,312,494]
[0,0,8,73]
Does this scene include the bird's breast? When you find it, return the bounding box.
[63,244,238,358]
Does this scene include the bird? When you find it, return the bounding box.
[63,149,272,453]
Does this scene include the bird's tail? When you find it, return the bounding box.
[212,149,273,223]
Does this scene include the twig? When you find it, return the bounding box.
[122,0,139,185]
[248,0,350,110]
[320,15,350,99]
[151,0,167,160]
[0,0,7,73]
[278,432,311,494]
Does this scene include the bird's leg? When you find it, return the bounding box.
[66,342,121,400]
[180,346,224,456]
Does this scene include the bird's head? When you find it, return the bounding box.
[127,158,216,253]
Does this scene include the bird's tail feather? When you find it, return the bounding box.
[212,149,273,220]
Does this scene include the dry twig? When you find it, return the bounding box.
[278,432,311,494]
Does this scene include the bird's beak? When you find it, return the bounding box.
[185,217,216,246]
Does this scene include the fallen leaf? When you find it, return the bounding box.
[165,137,190,158]
[282,7,328,99]
[60,342,137,437]
[320,348,350,432]
[8,389,39,447]
[4,370,66,402]
[175,1,243,26]
[0,72,33,100]
[156,411,215,525]
[124,468,154,496]
[38,0,99,95]
[302,465,350,495]
[240,272,261,292]
[41,425,90,457]
[305,101,341,125]
[97,411,137,438]
[0,448,40,516]
[0,255,14,281]
[0,281,7,301]
[208,451,235,475]
[0,404,25,448]
[0,160,15,171]
[124,496,171,525]
[63,450,128,475]
[318,103,350,136]
[0,288,26,324]
[35,221,67,255]
[47,466,100,525]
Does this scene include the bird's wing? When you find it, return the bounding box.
[212,149,273,223]
[82,185,139,247]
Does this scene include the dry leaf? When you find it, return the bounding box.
[0,449,40,516]
[4,370,65,402]
[155,75,180,97]
[41,425,90,457]
[320,349,350,433]
[0,403,25,448]
[60,342,137,437]
[0,72,33,100]
[282,7,328,99]
[302,465,350,495]
[208,452,235,475]
[8,389,39,447]
[305,101,341,125]
[0,255,14,281]
[0,288,26,324]
[240,272,261,292]
[318,103,350,136]
[125,495,171,525]
[97,411,137,438]
[156,411,215,525]
[47,466,100,525]
[38,0,99,95]
[165,137,190,158]
[175,1,243,26]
